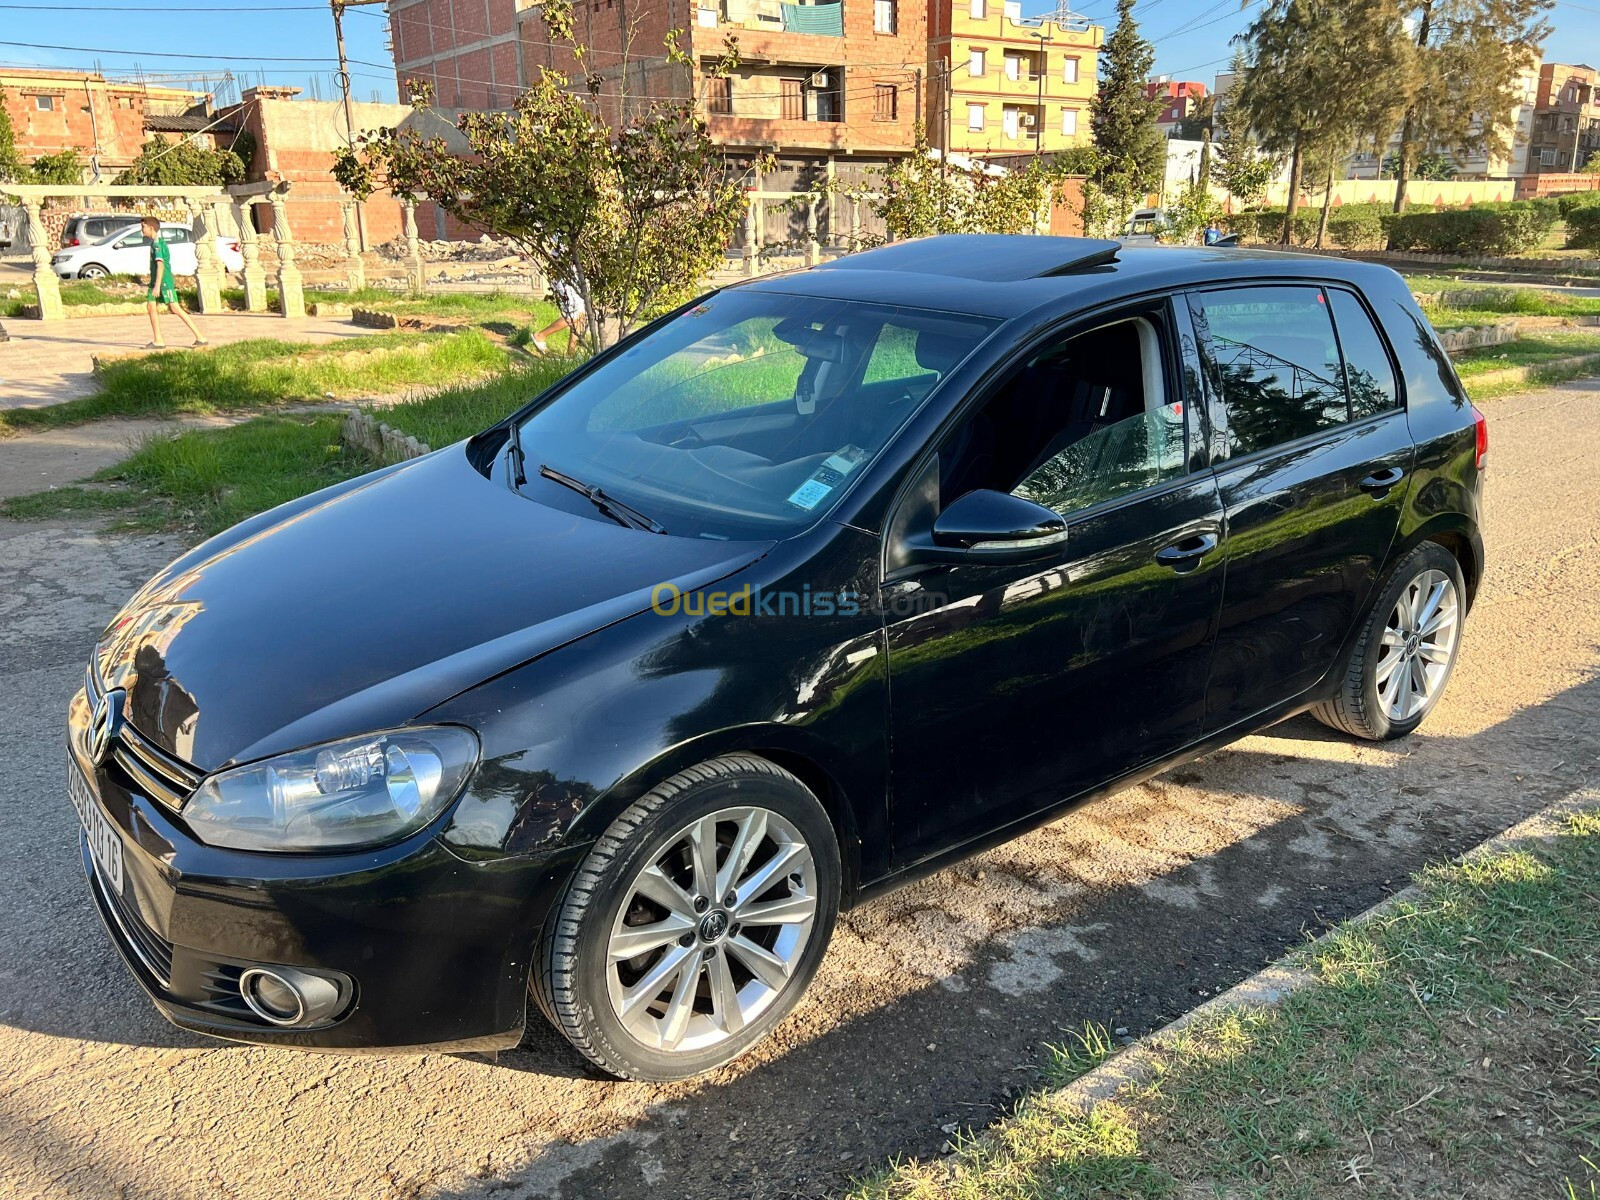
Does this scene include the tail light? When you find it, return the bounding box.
[229,242,241,253]
[66,237,80,247]
[1471,404,1488,471]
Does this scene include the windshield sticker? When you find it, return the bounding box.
[787,479,833,510]
[787,446,868,511]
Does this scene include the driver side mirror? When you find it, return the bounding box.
[904,489,1068,567]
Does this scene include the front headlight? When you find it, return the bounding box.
[184,726,480,852]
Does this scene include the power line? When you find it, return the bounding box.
[0,2,326,8]
[0,36,390,67]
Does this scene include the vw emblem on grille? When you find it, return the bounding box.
[88,689,124,766]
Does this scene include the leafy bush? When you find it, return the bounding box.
[1556,191,1600,218]
[1566,206,1600,254]
[1328,210,1385,249]
[1387,202,1558,255]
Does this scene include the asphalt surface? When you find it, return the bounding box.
[1,379,1597,1199]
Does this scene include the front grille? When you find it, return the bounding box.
[84,664,199,811]
[88,861,174,989]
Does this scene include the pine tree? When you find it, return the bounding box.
[1089,0,1165,227]
[1389,0,1552,213]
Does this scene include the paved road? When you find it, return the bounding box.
[1,381,1597,1199]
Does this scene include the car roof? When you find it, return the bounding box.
[738,235,1403,321]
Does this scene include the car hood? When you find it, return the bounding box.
[95,446,772,773]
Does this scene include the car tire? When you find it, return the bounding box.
[533,754,840,1081]
[78,264,108,280]
[1312,541,1466,741]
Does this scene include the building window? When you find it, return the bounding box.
[33,94,56,112]
[874,83,897,121]
[874,0,895,33]
[969,0,985,18]
[1062,56,1078,84]
[707,75,732,115]
[1541,148,1557,166]
[967,102,985,131]
[1061,107,1077,137]
[1003,106,1020,139]
[781,77,804,121]
[969,49,985,77]
[1004,53,1021,81]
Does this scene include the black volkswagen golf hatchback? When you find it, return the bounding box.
[68,236,1485,1080]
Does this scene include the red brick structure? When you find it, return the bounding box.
[1143,77,1205,134]
[1525,62,1600,175]
[389,0,529,109]
[0,68,204,179]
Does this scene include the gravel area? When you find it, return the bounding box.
[0,379,1595,1199]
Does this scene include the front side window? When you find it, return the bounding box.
[1189,285,1348,456]
[939,312,1188,517]
[1327,288,1400,419]
[514,292,998,538]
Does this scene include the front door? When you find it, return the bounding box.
[1187,283,1413,731]
[884,305,1227,864]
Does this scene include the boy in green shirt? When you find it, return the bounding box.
[142,216,206,349]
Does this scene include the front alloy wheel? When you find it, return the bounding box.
[535,756,840,1081]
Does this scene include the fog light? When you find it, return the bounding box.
[238,966,345,1027]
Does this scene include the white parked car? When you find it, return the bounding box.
[51,222,244,281]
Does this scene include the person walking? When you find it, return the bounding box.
[531,279,587,353]
[142,216,206,349]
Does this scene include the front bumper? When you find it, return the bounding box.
[68,687,585,1051]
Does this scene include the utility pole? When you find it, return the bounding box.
[1030,31,1052,161]
[330,0,387,251]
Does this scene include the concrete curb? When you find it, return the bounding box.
[341,407,430,464]
[1006,791,1594,1125]
[1467,351,1600,392]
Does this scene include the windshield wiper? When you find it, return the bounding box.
[505,421,527,488]
[537,464,668,534]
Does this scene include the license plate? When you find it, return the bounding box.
[69,760,124,895]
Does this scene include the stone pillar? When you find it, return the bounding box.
[268,191,305,320]
[403,200,425,294]
[341,200,366,293]
[743,204,757,277]
[849,197,861,252]
[190,200,225,314]
[24,200,64,321]
[804,200,819,267]
[232,200,269,312]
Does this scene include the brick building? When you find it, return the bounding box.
[0,68,204,180]
[1143,76,1204,134]
[1526,62,1600,174]
[929,0,1101,157]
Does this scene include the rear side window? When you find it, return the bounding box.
[1328,288,1400,419]
[1189,285,1346,456]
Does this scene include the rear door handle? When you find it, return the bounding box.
[1359,466,1405,495]
[1155,530,1219,568]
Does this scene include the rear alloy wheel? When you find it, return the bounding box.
[1313,541,1466,740]
[79,264,108,280]
[535,755,839,1081]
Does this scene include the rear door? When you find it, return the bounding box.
[1188,283,1413,732]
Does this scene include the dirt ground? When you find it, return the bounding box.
[0,379,1596,1199]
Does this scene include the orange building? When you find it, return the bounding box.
[0,68,205,180]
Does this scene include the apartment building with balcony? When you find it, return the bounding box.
[929,0,1101,157]
[1144,76,1205,134]
[1526,62,1600,174]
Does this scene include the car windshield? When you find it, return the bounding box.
[512,290,999,539]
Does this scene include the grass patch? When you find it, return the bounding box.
[0,330,512,436]
[1451,330,1600,379]
[371,355,581,447]
[0,414,377,535]
[849,808,1600,1200]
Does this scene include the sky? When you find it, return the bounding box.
[0,0,1598,108]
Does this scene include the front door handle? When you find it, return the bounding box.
[1155,530,1219,569]
[1359,466,1405,496]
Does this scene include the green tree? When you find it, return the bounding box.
[1209,51,1277,210]
[1236,0,1406,243]
[1387,0,1551,214]
[829,127,1069,245]
[335,4,753,353]
[26,148,83,184]
[0,86,22,183]
[1089,0,1165,229]
[116,134,249,186]
[1382,148,1458,179]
